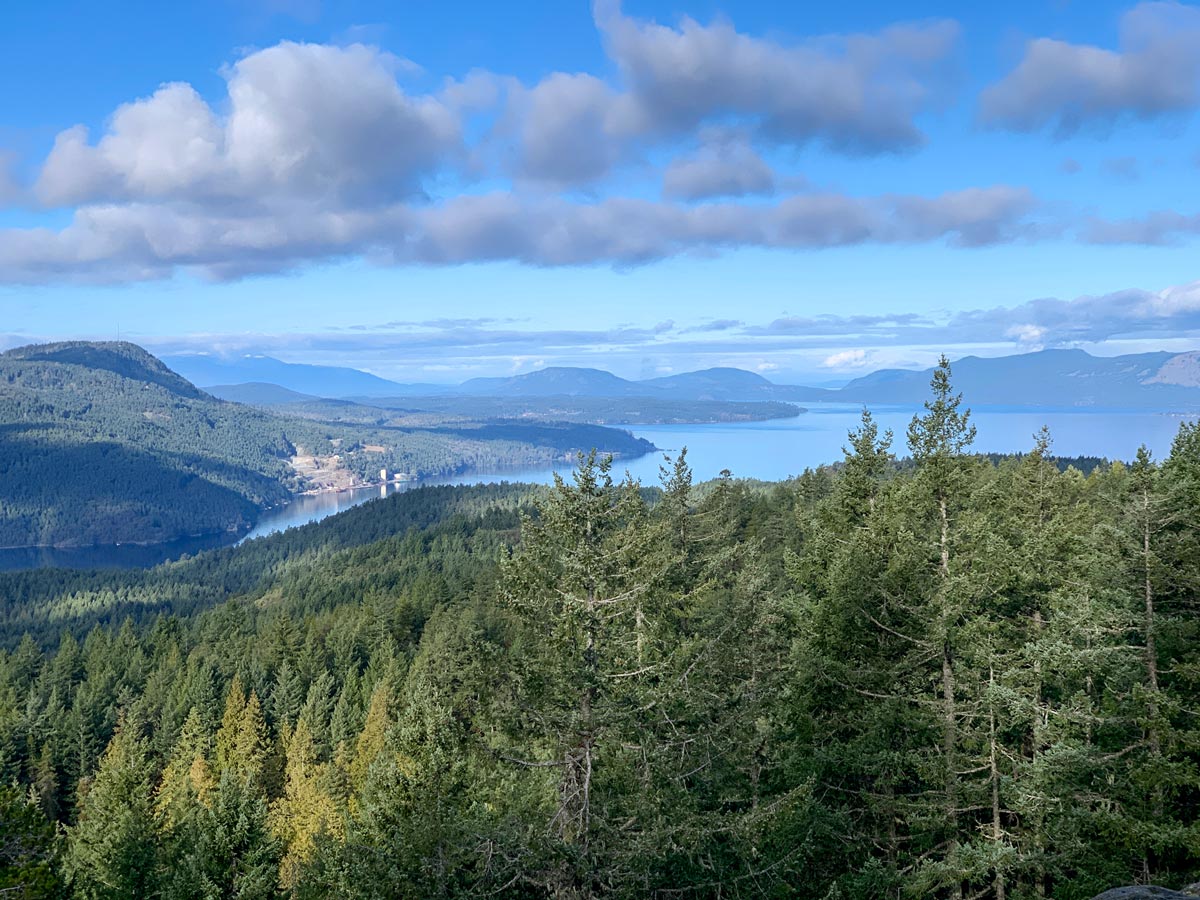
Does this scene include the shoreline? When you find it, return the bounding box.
[0,527,243,553]
[0,444,661,556]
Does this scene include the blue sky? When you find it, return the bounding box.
[1,0,1199,383]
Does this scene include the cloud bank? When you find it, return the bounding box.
[0,2,1197,284]
[116,278,1200,371]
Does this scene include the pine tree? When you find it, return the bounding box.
[328,672,362,751]
[64,714,158,900]
[156,706,214,828]
[215,674,247,775]
[350,682,391,790]
[793,358,992,899]
[903,354,978,899]
[0,785,62,898]
[270,717,343,889]
[302,670,478,899]
[837,408,893,522]
[496,451,668,895]
[161,769,281,900]
[271,662,304,730]
[234,690,270,787]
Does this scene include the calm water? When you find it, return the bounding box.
[2,404,1193,572]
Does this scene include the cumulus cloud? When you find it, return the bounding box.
[24,6,1200,285]
[35,42,461,208]
[506,72,634,186]
[662,133,776,200]
[503,3,960,184]
[595,0,960,152]
[390,187,1035,263]
[980,1,1200,133]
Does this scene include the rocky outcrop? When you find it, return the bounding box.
[1092,888,1200,899]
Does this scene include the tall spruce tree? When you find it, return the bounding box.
[65,714,158,900]
[496,451,665,895]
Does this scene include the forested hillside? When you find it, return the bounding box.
[0,342,653,549]
[0,342,311,548]
[1,359,1198,898]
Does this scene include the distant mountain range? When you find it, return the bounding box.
[828,349,1200,409]
[182,349,1200,411]
[163,354,451,398]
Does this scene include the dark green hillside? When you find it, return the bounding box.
[0,343,657,549]
[0,481,539,645]
[3,341,207,399]
[0,342,324,548]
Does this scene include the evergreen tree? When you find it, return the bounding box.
[350,682,391,790]
[271,717,343,889]
[64,714,158,900]
[271,662,304,731]
[157,706,215,828]
[0,785,62,898]
[496,451,668,895]
[161,769,281,900]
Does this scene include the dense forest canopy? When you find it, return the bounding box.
[0,358,1198,898]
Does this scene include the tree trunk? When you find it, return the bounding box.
[1142,488,1160,750]
[1031,609,1047,897]
[1140,486,1163,882]
[990,666,1006,900]
[938,494,962,900]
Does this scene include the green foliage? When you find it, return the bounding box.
[0,342,305,548]
[0,785,62,898]
[64,715,158,900]
[160,769,281,900]
[1,360,1199,898]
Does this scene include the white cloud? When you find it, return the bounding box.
[0,185,1040,283]
[1005,324,1046,344]
[504,3,960,184]
[662,132,776,200]
[36,42,461,209]
[822,349,869,368]
[21,6,1194,285]
[595,0,959,152]
[980,1,1200,133]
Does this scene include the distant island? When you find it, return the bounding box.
[171,346,1200,412]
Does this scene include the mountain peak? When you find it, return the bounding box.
[460,367,637,397]
[645,367,774,386]
[3,341,206,398]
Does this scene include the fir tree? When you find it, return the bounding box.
[64,714,158,900]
